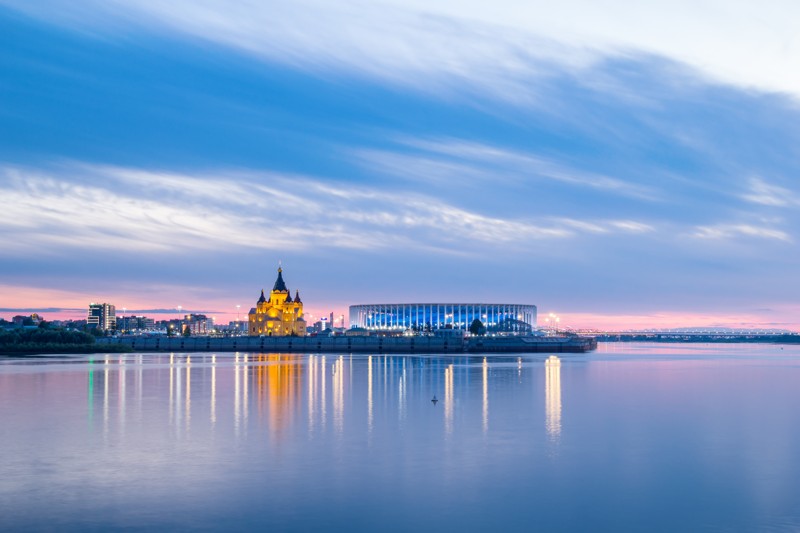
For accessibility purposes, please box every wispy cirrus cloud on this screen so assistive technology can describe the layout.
[1,0,592,107]
[5,0,800,102]
[741,177,800,207]
[361,137,658,199]
[692,223,791,242]
[0,163,660,259]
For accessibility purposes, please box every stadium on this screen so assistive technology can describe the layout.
[349,303,537,333]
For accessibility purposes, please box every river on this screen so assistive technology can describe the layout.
[1,343,798,531]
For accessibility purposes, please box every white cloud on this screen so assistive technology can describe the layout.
[741,177,800,207]
[608,220,655,233]
[0,163,661,257]
[5,0,800,101]
[356,137,658,199]
[381,0,800,97]
[692,223,791,242]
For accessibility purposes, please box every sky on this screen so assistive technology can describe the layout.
[1,1,799,330]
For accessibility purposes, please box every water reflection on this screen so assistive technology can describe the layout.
[321,355,327,431]
[545,355,562,438]
[444,364,454,435]
[234,353,241,435]
[333,356,344,433]
[367,356,373,434]
[252,354,303,439]
[87,358,94,427]
[119,356,126,437]
[482,357,489,434]
[7,346,800,531]
[398,359,406,423]
[307,355,316,434]
[104,356,109,438]
[186,356,191,430]
[211,355,216,425]
[79,353,571,443]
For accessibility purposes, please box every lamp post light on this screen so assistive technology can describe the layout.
[545,313,560,335]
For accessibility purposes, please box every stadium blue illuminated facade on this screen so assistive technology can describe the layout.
[349,303,537,333]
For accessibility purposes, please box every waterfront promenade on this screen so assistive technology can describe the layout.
[97,334,597,354]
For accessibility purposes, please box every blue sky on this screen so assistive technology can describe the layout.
[1,1,799,328]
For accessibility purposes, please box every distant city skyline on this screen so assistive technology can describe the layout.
[2,2,800,330]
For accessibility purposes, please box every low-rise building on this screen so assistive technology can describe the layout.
[183,314,209,335]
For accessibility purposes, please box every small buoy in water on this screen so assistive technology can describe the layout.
[431,395,438,405]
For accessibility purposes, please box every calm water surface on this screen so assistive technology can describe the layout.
[1,343,799,531]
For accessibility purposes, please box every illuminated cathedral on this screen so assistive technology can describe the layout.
[248,267,306,336]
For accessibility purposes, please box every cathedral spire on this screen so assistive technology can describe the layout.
[272,266,288,292]
[294,290,302,304]
[258,289,266,303]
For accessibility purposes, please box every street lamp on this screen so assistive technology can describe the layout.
[545,313,560,335]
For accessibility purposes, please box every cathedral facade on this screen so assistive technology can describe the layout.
[248,267,306,336]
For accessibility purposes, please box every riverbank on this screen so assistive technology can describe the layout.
[96,334,598,354]
[0,329,132,356]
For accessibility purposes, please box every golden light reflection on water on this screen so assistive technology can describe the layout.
[252,354,303,440]
[545,355,562,438]
[83,352,572,444]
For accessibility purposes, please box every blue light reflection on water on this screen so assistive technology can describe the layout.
[1,344,799,531]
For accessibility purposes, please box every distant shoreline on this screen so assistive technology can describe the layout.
[595,334,800,343]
